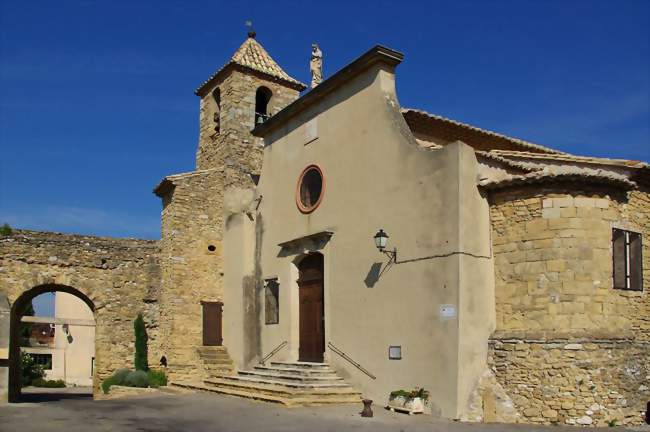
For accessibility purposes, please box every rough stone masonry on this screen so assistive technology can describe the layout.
[0,230,160,401]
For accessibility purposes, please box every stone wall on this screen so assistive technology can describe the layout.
[155,167,254,382]
[486,185,650,425]
[490,187,648,337]
[196,69,300,172]
[0,230,161,400]
[488,338,648,426]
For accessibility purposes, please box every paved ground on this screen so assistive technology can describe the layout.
[1,388,648,432]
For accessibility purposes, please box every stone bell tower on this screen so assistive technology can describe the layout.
[194,31,306,173]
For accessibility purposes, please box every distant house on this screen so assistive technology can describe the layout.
[21,292,95,386]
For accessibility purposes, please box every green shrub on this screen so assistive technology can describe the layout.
[389,387,430,401]
[124,370,149,388]
[20,352,44,387]
[101,368,131,394]
[147,369,167,388]
[0,223,12,236]
[32,378,66,388]
[113,368,131,382]
[134,314,148,371]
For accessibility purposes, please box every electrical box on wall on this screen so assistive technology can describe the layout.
[388,345,402,360]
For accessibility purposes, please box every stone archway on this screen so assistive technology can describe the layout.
[8,284,95,402]
[0,230,161,403]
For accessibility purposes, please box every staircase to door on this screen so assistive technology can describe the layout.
[173,361,361,406]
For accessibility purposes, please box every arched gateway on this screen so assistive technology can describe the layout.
[0,230,160,402]
[8,284,95,401]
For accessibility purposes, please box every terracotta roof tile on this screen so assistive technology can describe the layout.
[479,166,636,191]
[489,150,649,169]
[195,36,306,95]
[402,108,565,155]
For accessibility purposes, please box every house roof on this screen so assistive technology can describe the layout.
[488,150,649,169]
[195,35,306,96]
[402,108,565,155]
[153,168,220,197]
[478,166,637,191]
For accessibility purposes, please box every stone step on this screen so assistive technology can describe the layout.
[214,374,351,389]
[197,346,230,354]
[239,369,342,383]
[254,365,337,376]
[202,380,360,404]
[269,361,331,370]
[202,358,233,365]
[171,381,360,406]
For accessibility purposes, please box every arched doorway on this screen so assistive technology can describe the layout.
[8,284,95,402]
[297,253,324,363]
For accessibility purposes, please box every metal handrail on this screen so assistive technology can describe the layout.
[259,340,288,365]
[327,342,376,380]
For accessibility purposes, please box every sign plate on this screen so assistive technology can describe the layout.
[440,304,457,319]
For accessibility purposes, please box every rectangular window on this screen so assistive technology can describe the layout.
[29,353,52,370]
[264,278,279,325]
[613,228,643,291]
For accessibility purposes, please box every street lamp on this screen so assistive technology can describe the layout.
[374,229,397,263]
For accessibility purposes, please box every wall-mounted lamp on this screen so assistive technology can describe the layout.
[374,229,397,264]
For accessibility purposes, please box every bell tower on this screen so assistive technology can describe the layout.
[194,32,306,173]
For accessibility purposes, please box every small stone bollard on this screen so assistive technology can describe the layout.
[361,399,373,417]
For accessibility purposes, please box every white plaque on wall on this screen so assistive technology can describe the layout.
[440,304,457,319]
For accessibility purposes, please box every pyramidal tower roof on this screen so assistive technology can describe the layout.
[195,34,307,95]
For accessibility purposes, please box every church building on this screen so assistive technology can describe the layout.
[151,32,649,426]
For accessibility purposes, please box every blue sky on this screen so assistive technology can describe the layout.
[1,0,649,246]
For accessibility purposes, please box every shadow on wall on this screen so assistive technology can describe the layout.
[364,263,383,288]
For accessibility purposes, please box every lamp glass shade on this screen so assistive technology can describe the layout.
[374,229,388,250]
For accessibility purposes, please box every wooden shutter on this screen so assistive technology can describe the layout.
[612,228,626,289]
[629,232,643,291]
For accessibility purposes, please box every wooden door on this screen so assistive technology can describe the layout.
[298,254,324,362]
[202,301,223,346]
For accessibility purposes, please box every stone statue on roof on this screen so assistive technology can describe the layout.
[310,43,323,89]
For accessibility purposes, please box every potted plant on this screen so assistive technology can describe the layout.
[388,387,430,414]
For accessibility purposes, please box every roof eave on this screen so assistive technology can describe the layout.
[195,63,307,97]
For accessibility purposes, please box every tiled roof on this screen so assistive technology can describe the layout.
[489,150,649,169]
[195,36,306,95]
[479,166,636,191]
[402,108,565,155]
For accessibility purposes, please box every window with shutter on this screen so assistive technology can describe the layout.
[613,229,626,289]
[265,278,279,324]
[612,228,643,291]
[629,232,643,291]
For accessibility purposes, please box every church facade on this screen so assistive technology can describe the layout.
[0,32,647,426]
[152,34,649,425]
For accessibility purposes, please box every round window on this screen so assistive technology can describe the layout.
[296,165,324,213]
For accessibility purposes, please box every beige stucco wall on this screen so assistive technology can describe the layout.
[49,292,95,386]
[223,61,495,419]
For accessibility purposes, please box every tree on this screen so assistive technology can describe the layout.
[134,313,148,371]
[0,223,12,236]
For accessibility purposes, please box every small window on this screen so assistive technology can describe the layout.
[28,353,52,370]
[255,87,272,125]
[613,228,643,291]
[296,165,324,213]
[264,278,279,324]
[212,88,221,133]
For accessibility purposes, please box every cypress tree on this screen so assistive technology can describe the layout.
[134,313,148,371]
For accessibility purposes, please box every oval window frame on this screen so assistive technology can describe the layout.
[296,164,325,214]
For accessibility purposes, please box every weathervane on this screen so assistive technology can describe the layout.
[245,20,256,38]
